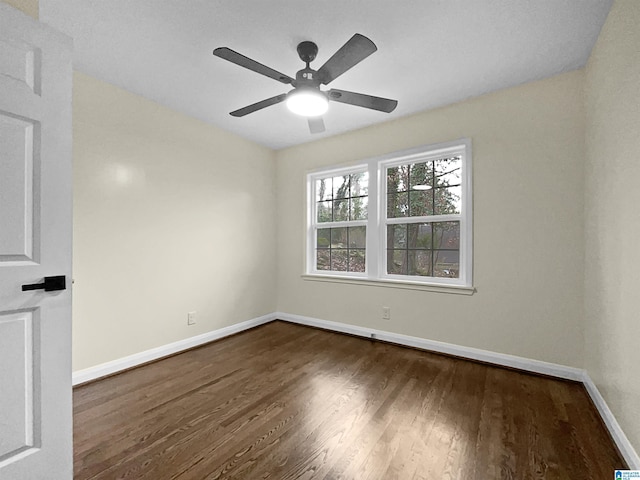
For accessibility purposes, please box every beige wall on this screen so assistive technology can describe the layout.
[584,0,640,454]
[276,71,586,368]
[72,72,277,370]
[1,0,37,19]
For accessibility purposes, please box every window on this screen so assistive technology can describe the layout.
[311,167,369,275]
[307,140,472,289]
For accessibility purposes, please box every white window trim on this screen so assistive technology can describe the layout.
[305,138,473,291]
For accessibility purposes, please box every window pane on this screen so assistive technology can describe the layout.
[408,250,432,276]
[331,249,348,271]
[387,250,407,275]
[433,250,459,278]
[387,192,408,218]
[315,172,369,224]
[331,227,348,247]
[317,200,332,222]
[407,223,432,249]
[315,227,368,274]
[348,226,366,248]
[408,190,434,217]
[333,199,349,221]
[316,178,332,202]
[409,161,433,190]
[434,186,461,215]
[332,175,350,199]
[387,165,409,193]
[317,228,331,248]
[349,249,366,272]
[350,196,368,220]
[434,157,461,188]
[433,222,460,250]
[350,172,368,197]
[387,224,407,248]
[316,249,330,270]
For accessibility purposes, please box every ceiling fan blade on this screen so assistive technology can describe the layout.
[230,93,288,117]
[328,89,398,113]
[213,47,293,85]
[317,34,377,85]
[308,117,325,134]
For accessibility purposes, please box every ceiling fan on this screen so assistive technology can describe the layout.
[213,34,398,134]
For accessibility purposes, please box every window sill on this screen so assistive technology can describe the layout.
[301,274,476,295]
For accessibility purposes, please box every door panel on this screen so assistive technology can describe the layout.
[0,113,37,263]
[0,310,39,462]
[0,36,39,92]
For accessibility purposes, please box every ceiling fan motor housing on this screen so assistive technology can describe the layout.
[294,41,322,89]
[293,67,321,89]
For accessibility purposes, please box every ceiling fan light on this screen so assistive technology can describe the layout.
[286,90,329,117]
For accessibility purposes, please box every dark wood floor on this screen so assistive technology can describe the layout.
[73,321,625,479]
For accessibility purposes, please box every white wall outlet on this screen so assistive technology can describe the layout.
[187,311,196,325]
[382,307,391,320]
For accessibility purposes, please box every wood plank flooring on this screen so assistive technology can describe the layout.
[73,321,626,479]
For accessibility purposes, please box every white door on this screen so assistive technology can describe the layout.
[0,4,73,479]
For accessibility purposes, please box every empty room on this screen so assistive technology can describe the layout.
[0,0,639,478]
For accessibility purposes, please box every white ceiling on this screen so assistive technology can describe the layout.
[39,0,612,150]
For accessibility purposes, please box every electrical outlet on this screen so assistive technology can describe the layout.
[382,307,391,320]
[187,311,196,325]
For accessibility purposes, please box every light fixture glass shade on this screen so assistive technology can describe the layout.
[412,184,432,190]
[286,89,329,117]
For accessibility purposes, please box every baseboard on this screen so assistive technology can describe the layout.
[581,373,640,469]
[72,312,276,385]
[275,312,585,381]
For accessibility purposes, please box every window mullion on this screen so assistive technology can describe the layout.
[367,159,379,278]
[377,158,387,278]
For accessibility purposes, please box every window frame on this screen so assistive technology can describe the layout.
[305,139,473,289]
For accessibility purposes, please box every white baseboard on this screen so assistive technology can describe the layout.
[274,312,585,381]
[581,373,640,469]
[72,313,276,385]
